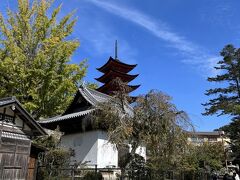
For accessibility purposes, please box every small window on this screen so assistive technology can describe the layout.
[0,113,14,124]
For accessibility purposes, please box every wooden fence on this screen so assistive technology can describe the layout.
[36,166,212,180]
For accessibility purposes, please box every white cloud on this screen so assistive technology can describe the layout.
[75,18,138,64]
[88,24,138,64]
[88,0,220,76]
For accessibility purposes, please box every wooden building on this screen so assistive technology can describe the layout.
[0,97,46,180]
[187,131,229,145]
[40,84,121,168]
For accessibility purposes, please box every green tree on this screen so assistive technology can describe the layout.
[0,0,87,119]
[219,121,240,164]
[203,44,240,164]
[203,44,240,117]
[138,91,192,172]
[35,130,74,179]
[93,79,193,178]
[182,142,224,172]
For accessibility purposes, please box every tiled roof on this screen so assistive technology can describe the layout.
[40,83,133,124]
[188,131,224,136]
[80,84,133,113]
[39,84,110,124]
[0,96,47,136]
[2,131,29,141]
[0,97,16,107]
[79,83,111,106]
[39,109,95,124]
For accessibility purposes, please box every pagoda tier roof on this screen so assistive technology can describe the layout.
[97,56,137,74]
[95,70,139,83]
[97,82,140,94]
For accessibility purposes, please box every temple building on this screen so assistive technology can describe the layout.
[40,84,119,168]
[96,41,140,100]
[40,47,145,168]
[40,84,146,168]
[96,56,140,95]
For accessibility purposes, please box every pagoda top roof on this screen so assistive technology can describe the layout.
[97,56,137,73]
[95,70,139,83]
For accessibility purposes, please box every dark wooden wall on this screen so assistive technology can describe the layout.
[27,156,37,180]
[0,131,31,179]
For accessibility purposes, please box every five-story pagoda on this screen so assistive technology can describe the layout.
[96,41,140,98]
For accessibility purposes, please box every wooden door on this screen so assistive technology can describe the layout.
[0,134,31,180]
[27,156,37,180]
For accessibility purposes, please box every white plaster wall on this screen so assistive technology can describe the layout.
[15,116,30,130]
[15,117,23,127]
[4,106,14,116]
[135,146,146,160]
[60,130,146,168]
[97,131,118,168]
[129,144,147,160]
[60,131,98,166]
[60,130,119,168]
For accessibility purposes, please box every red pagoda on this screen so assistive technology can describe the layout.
[96,41,140,96]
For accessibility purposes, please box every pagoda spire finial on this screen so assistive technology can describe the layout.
[115,40,118,60]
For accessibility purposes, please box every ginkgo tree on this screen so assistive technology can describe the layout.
[0,0,87,119]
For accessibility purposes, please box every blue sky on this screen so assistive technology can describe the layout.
[2,0,240,131]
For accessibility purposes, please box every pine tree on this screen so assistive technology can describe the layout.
[203,44,240,164]
[0,0,87,119]
[203,44,240,118]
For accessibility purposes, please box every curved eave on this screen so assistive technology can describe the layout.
[95,70,139,83]
[97,56,137,73]
[129,84,141,90]
[97,83,140,94]
[78,84,110,106]
[63,84,111,115]
[39,109,95,124]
